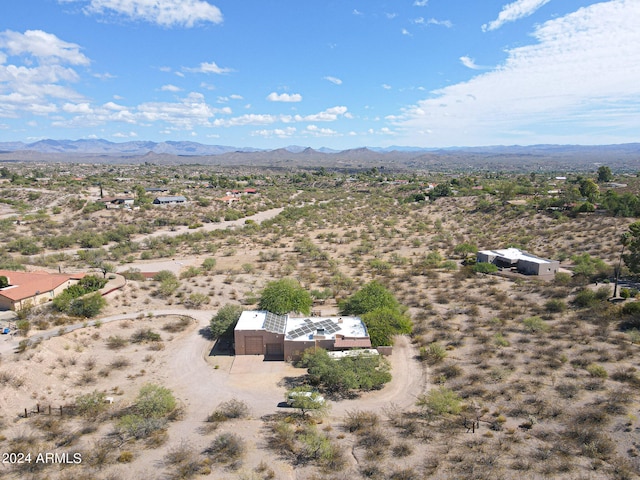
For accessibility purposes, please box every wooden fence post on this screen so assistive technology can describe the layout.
[24,408,28,418]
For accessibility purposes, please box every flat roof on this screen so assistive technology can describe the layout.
[235,310,368,341]
[478,248,554,265]
[285,316,367,342]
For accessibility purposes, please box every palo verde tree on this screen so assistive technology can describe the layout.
[339,281,411,346]
[258,278,312,315]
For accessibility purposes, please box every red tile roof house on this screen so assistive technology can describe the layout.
[0,270,85,311]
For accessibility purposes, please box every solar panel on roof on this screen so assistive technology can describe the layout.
[263,312,287,334]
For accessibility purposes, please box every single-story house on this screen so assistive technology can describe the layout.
[477,248,559,276]
[234,310,371,361]
[216,195,240,204]
[0,270,85,311]
[99,196,135,208]
[153,196,187,205]
[145,187,170,193]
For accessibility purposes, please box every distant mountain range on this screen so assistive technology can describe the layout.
[0,139,638,172]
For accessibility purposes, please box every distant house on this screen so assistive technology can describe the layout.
[216,195,240,205]
[153,196,187,205]
[145,187,170,193]
[234,310,372,361]
[244,188,257,194]
[0,270,85,311]
[99,196,135,209]
[477,248,559,276]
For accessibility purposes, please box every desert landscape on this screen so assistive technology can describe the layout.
[0,160,639,480]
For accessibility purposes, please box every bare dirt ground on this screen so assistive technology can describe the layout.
[0,304,424,480]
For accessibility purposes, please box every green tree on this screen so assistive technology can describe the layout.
[623,221,640,275]
[361,307,412,347]
[579,178,600,203]
[299,348,391,394]
[571,253,609,278]
[597,166,613,183]
[209,304,243,339]
[69,292,107,318]
[258,278,312,315]
[0,275,8,288]
[339,281,401,316]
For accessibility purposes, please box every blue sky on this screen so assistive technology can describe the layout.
[0,0,639,149]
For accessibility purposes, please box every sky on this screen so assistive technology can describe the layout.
[0,0,639,149]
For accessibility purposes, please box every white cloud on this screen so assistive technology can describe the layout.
[483,0,551,32]
[185,61,232,74]
[252,127,296,138]
[112,131,138,138]
[324,76,342,85]
[0,30,89,65]
[0,30,90,119]
[215,106,349,127]
[382,84,392,90]
[394,0,640,146]
[267,92,302,102]
[353,9,363,16]
[427,18,453,28]
[413,0,428,6]
[294,106,349,122]
[306,125,338,136]
[459,56,484,70]
[402,29,412,36]
[65,0,223,27]
[161,84,181,92]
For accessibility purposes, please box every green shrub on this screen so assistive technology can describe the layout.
[420,342,447,364]
[473,262,498,274]
[135,384,176,418]
[417,387,462,415]
[586,364,608,378]
[522,316,550,333]
[209,304,243,339]
[76,390,107,418]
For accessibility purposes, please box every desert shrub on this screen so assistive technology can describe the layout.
[201,257,217,271]
[106,335,128,350]
[417,387,462,415]
[75,390,107,419]
[545,299,567,313]
[586,363,608,378]
[162,316,191,333]
[392,442,414,458]
[474,262,498,274]
[205,433,245,465]
[343,410,380,433]
[420,341,447,364]
[180,266,202,279]
[573,288,599,308]
[110,356,131,369]
[207,398,250,422]
[131,328,161,343]
[116,414,167,440]
[136,384,176,418]
[183,292,209,309]
[522,316,550,333]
